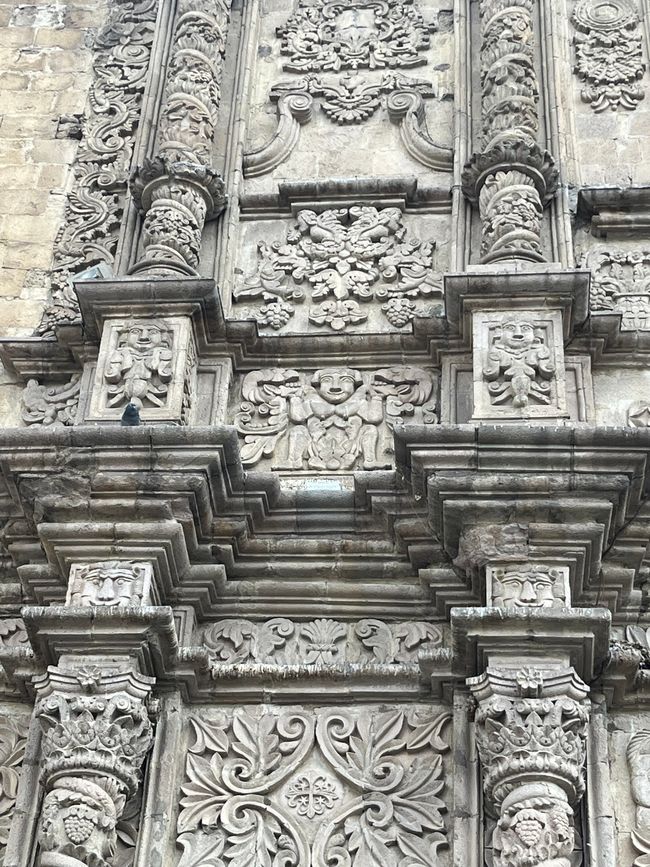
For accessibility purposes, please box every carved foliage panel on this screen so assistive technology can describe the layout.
[0,710,30,861]
[580,248,650,330]
[200,619,443,665]
[232,365,437,470]
[233,206,443,332]
[176,704,452,867]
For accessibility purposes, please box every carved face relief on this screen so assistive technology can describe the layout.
[124,322,165,352]
[497,320,537,353]
[312,368,361,404]
[488,564,569,609]
[67,561,152,608]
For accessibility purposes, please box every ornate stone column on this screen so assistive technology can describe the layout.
[468,665,589,867]
[461,0,557,264]
[35,668,154,867]
[130,0,229,276]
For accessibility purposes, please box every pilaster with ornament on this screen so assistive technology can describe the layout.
[130,0,229,275]
[461,0,558,263]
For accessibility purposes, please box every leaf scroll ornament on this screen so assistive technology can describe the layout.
[0,714,30,856]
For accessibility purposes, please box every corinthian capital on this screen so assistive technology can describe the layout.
[34,667,154,867]
[469,665,589,867]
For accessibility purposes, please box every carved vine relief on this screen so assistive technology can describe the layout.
[201,619,442,666]
[234,365,437,470]
[572,0,645,113]
[38,0,158,335]
[0,714,30,860]
[21,374,81,428]
[234,206,442,331]
[176,705,451,867]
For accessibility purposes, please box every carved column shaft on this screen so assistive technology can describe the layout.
[469,666,589,867]
[462,0,557,264]
[131,0,229,275]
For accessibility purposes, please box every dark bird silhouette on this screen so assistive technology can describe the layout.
[120,403,141,426]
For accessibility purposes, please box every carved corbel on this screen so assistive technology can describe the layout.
[386,90,453,172]
[469,665,590,867]
[34,667,154,867]
[243,92,313,178]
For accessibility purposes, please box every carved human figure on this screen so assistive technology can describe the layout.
[276,367,387,470]
[66,562,150,607]
[490,564,567,609]
[483,319,555,408]
[104,321,173,410]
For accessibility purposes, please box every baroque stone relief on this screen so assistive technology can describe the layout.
[234,365,437,470]
[21,374,81,428]
[628,730,650,865]
[486,564,570,609]
[201,619,443,665]
[234,206,442,331]
[176,705,451,867]
[38,0,158,335]
[66,561,153,607]
[276,0,434,73]
[86,317,196,424]
[0,713,30,860]
[572,0,645,113]
[473,312,567,420]
[580,249,650,329]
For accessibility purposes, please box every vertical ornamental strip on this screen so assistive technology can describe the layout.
[131,0,230,276]
[461,0,558,263]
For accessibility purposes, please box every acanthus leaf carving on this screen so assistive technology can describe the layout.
[177,706,450,867]
[21,373,81,428]
[572,0,645,113]
[234,206,441,332]
[0,714,30,860]
[37,0,158,335]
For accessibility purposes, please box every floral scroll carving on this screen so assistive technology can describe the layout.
[21,374,81,428]
[176,705,451,867]
[234,206,442,331]
[38,0,158,335]
[276,0,434,73]
[581,249,650,330]
[234,365,437,470]
[572,0,645,113]
[0,714,30,860]
[201,619,443,666]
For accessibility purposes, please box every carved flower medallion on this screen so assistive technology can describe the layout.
[286,772,339,818]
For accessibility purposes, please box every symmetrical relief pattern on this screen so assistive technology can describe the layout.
[461,0,557,263]
[35,669,154,866]
[277,0,434,72]
[38,0,158,335]
[473,311,568,420]
[580,249,650,330]
[201,619,443,665]
[176,705,451,867]
[130,0,229,275]
[469,667,589,867]
[21,374,81,428]
[66,561,153,607]
[628,730,650,865]
[234,365,437,469]
[572,0,645,112]
[86,317,196,424]
[0,714,30,860]
[234,207,441,331]
[486,564,570,608]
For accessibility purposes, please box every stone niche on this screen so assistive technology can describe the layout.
[231,364,438,471]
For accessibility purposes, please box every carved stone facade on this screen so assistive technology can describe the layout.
[1,0,650,863]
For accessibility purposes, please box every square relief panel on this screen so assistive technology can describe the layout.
[472,310,568,421]
[176,703,452,867]
[232,364,437,471]
[486,563,571,609]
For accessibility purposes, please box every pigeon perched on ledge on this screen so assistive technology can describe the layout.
[120,403,141,426]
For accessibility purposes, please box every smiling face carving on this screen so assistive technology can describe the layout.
[490,564,567,609]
